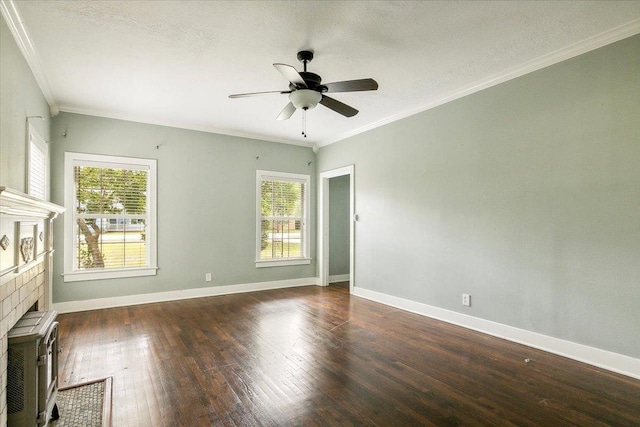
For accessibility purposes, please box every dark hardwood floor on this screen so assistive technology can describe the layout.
[57,282,640,426]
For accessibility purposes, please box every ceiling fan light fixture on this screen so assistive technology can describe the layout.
[289,89,321,110]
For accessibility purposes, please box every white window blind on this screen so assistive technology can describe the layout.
[64,153,157,281]
[256,170,310,267]
[26,125,48,200]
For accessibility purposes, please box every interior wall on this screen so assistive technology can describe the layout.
[329,175,350,277]
[50,112,316,303]
[317,34,640,359]
[0,17,51,192]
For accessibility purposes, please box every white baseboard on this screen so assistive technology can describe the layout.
[53,277,319,313]
[329,274,350,283]
[353,287,640,380]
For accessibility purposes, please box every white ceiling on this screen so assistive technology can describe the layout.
[6,1,640,147]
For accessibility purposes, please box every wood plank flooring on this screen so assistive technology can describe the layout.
[56,283,640,426]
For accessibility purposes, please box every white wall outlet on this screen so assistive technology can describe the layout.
[462,293,471,307]
[205,273,212,282]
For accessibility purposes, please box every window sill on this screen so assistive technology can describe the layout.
[62,267,158,282]
[255,258,311,268]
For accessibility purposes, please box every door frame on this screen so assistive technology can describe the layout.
[318,165,355,292]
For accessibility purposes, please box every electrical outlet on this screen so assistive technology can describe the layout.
[205,273,212,282]
[462,293,471,307]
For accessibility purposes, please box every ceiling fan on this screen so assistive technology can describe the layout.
[229,50,378,137]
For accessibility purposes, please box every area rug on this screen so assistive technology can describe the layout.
[51,377,112,427]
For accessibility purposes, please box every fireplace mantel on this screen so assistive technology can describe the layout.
[0,186,64,426]
[0,186,65,219]
[0,187,65,292]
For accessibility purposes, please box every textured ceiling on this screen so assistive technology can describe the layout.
[8,1,640,147]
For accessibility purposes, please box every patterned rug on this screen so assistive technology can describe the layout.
[51,377,112,427]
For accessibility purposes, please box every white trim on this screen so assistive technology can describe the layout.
[318,165,355,293]
[256,258,311,268]
[62,267,158,282]
[353,287,640,380]
[53,277,319,313]
[63,152,157,281]
[329,274,349,283]
[0,0,58,114]
[317,19,640,147]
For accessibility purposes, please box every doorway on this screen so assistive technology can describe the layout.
[318,165,354,292]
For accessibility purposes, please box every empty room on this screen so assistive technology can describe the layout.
[1,1,640,426]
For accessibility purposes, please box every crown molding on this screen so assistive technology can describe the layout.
[1,0,58,115]
[318,18,640,148]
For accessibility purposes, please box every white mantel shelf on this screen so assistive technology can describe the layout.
[0,186,64,296]
[0,186,65,218]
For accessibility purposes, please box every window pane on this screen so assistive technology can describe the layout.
[260,219,303,260]
[75,166,147,215]
[73,164,149,271]
[74,217,147,270]
[261,180,304,218]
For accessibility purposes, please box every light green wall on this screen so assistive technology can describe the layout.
[50,113,316,303]
[0,17,51,192]
[329,175,349,276]
[318,34,640,358]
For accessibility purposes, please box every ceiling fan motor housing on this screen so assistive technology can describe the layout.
[289,72,324,91]
[289,89,322,110]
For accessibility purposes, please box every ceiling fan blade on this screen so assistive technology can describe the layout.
[276,102,296,120]
[229,90,290,98]
[323,78,378,93]
[320,96,359,117]
[273,63,307,88]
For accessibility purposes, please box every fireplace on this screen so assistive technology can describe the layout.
[1,187,64,426]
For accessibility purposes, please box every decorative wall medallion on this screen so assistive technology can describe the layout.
[39,231,44,242]
[0,235,9,250]
[20,237,34,263]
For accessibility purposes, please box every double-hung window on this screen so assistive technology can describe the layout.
[64,152,157,281]
[256,170,310,267]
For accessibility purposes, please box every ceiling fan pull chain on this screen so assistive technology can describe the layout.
[302,108,307,138]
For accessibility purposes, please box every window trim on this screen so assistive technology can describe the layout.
[256,170,310,268]
[63,152,158,282]
[25,123,49,200]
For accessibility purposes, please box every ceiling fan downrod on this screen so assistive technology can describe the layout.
[297,50,314,73]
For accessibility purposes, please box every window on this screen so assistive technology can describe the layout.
[256,170,310,267]
[64,152,157,281]
[26,124,48,200]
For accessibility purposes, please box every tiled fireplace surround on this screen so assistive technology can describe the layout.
[0,187,64,426]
